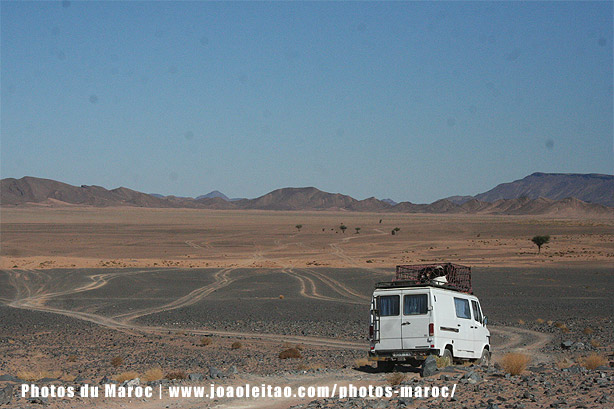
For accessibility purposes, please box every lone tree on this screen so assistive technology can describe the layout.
[391,227,401,235]
[531,235,550,254]
[355,227,361,234]
[340,224,347,234]
[295,224,303,232]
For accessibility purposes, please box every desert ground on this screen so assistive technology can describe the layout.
[0,207,613,408]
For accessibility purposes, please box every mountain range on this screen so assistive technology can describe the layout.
[1,173,613,216]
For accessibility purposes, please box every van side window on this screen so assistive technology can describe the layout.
[404,294,428,315]
[378,295,400,316]
[471,300,482,323]
[454,297,471,319]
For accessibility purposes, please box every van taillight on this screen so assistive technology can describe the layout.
[369,325,374,339]
[429,323,434,336]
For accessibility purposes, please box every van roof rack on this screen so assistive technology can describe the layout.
[378,263,473,294]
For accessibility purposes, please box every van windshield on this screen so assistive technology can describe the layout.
[404,294,428,315]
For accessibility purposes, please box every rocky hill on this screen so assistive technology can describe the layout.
[2,175,613,217]
[473,173,614,206]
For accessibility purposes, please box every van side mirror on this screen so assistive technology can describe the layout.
[428,306,433,311]
[483,316,488,326]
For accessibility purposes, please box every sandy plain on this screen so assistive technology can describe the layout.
[0,206,613,409]
[1,207,613,270]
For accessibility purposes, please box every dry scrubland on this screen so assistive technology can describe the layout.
[1,207,613,408]
[1,207,613,270]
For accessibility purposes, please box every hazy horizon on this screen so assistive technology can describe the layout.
[2,1,612,203]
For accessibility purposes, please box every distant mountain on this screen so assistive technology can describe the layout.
[445,195,474,205]
[234,187,357,211]
[2,175,612,217]
[381,198,398,206]
[196,190,230,201]
[474,173,614,207]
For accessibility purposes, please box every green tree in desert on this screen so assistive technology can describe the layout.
[295,224,303,232]
[355,227,361,234]
[391,227,401,235]
[531,235,550,254]
[340,224,347,234]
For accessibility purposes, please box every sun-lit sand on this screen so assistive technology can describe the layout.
[1,206,612,270]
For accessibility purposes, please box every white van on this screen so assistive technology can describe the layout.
[368,264,490,370]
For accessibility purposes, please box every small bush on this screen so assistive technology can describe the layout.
[67,355,78,362]
[555,358,574,370]
[231,341,243,349]
[387,372,406,386]
[501,353,530,375]
[200,337,212,346]
[353,358,369,368]
[279,295,284,299]
[297,362,324,371]
[535,318,545,324]
[517,319,525,325]
[583,354,607,370]
[142,368,164,382]
[547,320,554,326]
[590,339,601,348]
[165,371,187,380]
[279,348,302,359]
[582,327,594,335]
[114,371,139,383]
[111,356,123,368]
[17,370,62,382]
[435,355,452,368]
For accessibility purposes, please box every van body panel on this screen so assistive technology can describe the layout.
[370,285,490,361]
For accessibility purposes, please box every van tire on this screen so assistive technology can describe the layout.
[376,361,395,372]
[442,348,453,367]
[478,348,491,367]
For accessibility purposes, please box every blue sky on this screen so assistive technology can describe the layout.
[1,1,612,203]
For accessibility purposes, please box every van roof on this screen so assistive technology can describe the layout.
[374,280,473,295]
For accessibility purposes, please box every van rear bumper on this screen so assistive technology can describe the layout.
[368,349,440,361]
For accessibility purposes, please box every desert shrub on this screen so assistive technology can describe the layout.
[279,348,302,359]
[67,355,78,362]
[165,371,187,380]
[517,319,525,325]
[114,371,139,382]
[535,318,545,324]
[143,368,164,382]
[387,373,406,386]
[501,353,530,375]
[297,362,324,371]
[547,320,554,326]
[231,341,243,349]
[590,339,601,348]
[353,358,369,368]
[279,295,284,299]
[583,354,607,370]
[111,356,123,368]
[435,355,452,368]
[200,337,212,346]
[555,358,574,370]
[582,327,594,335]
[17,370,62,382]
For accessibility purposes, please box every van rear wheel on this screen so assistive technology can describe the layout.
[478,348,491,367]
[376,361,395,372]
[442,348,453,367]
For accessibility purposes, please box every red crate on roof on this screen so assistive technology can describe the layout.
[394,263,472,294]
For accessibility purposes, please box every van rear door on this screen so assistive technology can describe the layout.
[400,291,431,350]
[375,293,402,350]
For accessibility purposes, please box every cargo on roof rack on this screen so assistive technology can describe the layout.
[392,263,472,294]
